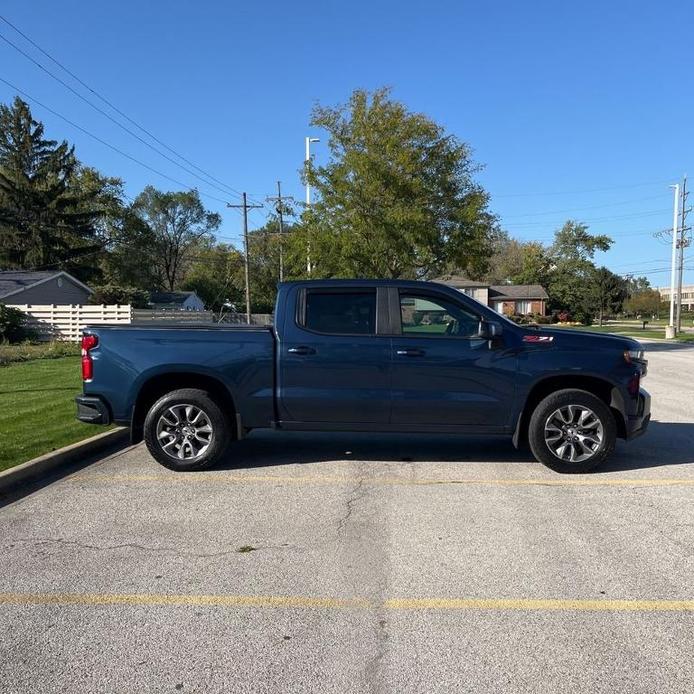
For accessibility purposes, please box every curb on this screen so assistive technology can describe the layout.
[0,428,129,494]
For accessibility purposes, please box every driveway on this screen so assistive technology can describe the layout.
[1,341,693,693]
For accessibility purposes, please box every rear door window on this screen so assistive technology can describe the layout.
[304,290,376,335]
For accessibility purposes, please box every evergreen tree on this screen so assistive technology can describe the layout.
[0,97,106,279]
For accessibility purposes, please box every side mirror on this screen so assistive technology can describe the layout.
[478,320,503,339]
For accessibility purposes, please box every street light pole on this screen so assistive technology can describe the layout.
[305,136,320,274]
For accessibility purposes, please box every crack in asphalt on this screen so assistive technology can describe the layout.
[9,537,291,559]
[335,468,368,536]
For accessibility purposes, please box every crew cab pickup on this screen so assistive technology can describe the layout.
[76,279,650,473]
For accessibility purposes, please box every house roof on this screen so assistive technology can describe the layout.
[433,275,488,288]
[0,270,92,299]
[149,291,199,306]
[489,284,548,300]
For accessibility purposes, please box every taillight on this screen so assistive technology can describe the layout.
[81,334,98,381]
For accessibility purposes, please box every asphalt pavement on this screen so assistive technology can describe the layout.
[1,340,693,693]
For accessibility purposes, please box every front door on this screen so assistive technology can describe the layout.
[390,290,516,429]
[278,286,392,424]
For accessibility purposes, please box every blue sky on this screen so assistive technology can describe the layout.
[1,0,692,285]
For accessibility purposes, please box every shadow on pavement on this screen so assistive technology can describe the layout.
[213,420,694,474]
[642,341,694,353]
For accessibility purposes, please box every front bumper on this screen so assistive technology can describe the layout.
[625,388,651,440]
[76,395,111,425]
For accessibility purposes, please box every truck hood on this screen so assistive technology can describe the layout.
[519,326,644,352]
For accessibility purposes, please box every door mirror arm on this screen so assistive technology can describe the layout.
[478,320,503,340]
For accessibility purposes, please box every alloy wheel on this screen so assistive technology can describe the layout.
[544,404,604,463]
[156,404,214,460]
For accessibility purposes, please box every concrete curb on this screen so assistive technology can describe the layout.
[0,428,129,493]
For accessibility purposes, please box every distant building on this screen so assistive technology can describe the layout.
[148,290,205,311]
[434,275,548,315]
[0,270,93,305]
[658,285,694,311]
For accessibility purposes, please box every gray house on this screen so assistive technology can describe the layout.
[148,291,205,311]
[0,270,93,305]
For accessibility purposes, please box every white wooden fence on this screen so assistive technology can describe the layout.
[7,304,132,342]
[8,304,273,341]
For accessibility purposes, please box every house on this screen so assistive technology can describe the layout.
[0,270,93,305]
[434,275,548,315]
[148,290,205,311]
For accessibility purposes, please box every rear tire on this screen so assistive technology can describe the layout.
[143,388,231,471]
[528,389,616,473]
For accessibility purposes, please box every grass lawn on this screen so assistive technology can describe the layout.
[553,324,694,342]
[0,356,111,472]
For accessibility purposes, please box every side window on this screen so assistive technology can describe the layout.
[399,293,480,338]
[304,291,376,335]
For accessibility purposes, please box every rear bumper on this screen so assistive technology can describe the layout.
[75,395,112,425]
[625,388,651,440]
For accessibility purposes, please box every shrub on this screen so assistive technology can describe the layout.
[0,305,34,343]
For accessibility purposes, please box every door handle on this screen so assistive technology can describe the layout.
[288,346,316,355]
[396,348,425,357]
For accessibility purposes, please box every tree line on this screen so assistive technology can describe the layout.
[0,89,657,322]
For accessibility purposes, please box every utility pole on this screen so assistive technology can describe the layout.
[266,181,295,283]
[227,193,263,324]
[676,175,690,332]
[667,183,680,338]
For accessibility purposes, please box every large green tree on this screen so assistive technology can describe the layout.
[546,220,613,322]
[0,97,111,280]
[181,243,244,313]
[129,186,221,291]
[290,88,497,279]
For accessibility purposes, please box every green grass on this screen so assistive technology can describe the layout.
[0,356,111,472]
[0,341,80,366]
[553,324,694,342]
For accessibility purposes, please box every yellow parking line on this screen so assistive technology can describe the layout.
[70,473,694,488]
[0,592,693,611]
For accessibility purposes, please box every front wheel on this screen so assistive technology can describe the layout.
[528,389,616,473]
[143,388,231,471]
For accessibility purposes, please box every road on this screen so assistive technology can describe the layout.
[1,341,693,693]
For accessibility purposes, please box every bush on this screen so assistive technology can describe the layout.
[0,305,34,343]
[0,341,80,366]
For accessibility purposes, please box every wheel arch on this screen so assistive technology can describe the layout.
[130,371,237,444]
[513,374,626,448]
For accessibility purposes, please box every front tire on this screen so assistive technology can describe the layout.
[528,389,616,473]
[143,388,231,471]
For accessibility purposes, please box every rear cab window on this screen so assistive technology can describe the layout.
[302,290,376,335]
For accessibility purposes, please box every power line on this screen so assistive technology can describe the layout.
[0,75,232,205]
[0,30,243,201]
[0,13,244,200]
[500,194,667,219]
[493,180,672,198]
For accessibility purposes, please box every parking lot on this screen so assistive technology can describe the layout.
[1,340,693,694]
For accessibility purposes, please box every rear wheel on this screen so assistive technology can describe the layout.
[143,388,231,471]
[528,389,616,473]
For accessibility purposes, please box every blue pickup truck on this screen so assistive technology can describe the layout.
[76,279,650,473]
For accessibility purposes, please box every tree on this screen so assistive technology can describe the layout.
[546,220,613,323]
[181,243,244,313]
[586,266,627,325]
[625,288,661,317]
[0,97,110,280]
[290,88,497,279]
[485,231,551,286]
[130,186,221,291]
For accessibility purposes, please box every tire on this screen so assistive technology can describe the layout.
[527,389,616,473]
[143,388,232,471]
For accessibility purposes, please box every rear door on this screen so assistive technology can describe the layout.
[389,288,516,429]
[278,286,392,424]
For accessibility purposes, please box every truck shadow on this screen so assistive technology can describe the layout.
[214,420,693,473]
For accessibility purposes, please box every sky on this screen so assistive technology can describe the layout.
[1,0,692,286]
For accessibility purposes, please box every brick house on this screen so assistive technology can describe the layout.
[434,275,548,316]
